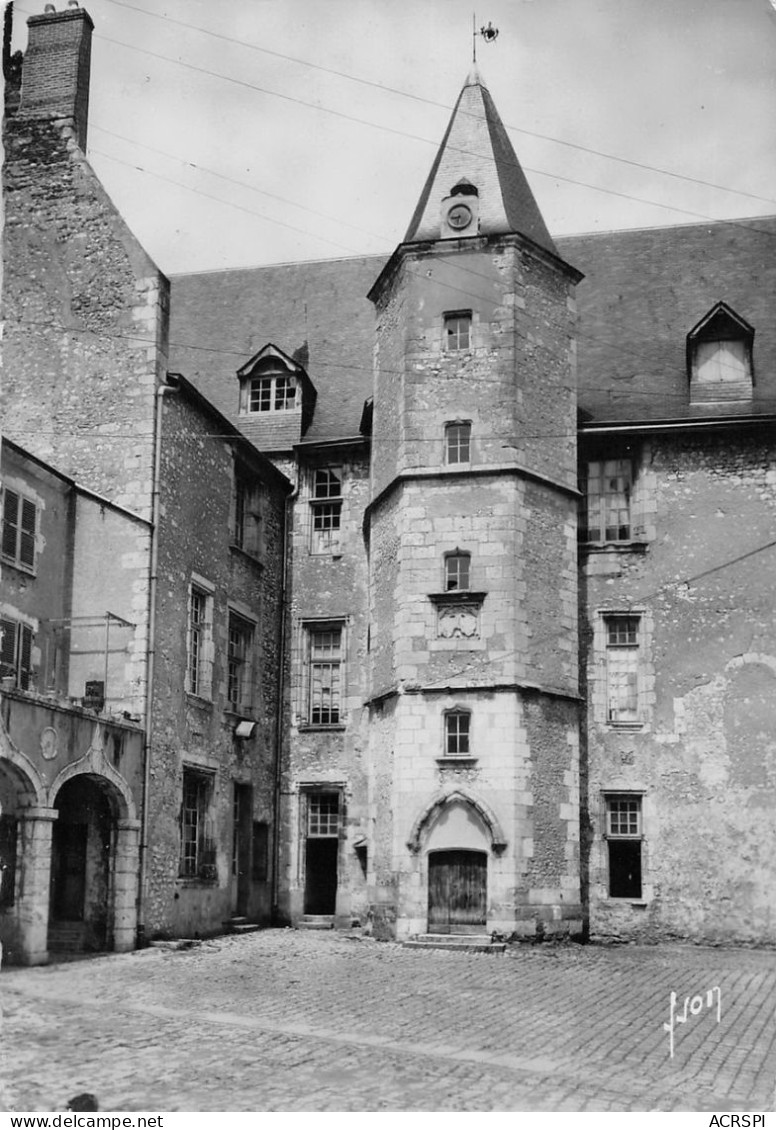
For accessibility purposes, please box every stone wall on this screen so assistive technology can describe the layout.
[582,428,776,944]
[144,390,288,938]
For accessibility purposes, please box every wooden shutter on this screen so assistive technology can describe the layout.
[19,625,33,689]
[2,490,19,560]
[0,619,16,679]
[19,498,36,568]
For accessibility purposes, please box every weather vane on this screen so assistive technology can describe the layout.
[472,15,499,63]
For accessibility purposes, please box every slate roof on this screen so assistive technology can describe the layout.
[404,68,558,257]
[169,215,776,445]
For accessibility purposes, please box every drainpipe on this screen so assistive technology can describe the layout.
[271,473,298,923]
[137,379,178,947]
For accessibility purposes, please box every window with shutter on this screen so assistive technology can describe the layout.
[1,489,37,572]
[0,619,34,690]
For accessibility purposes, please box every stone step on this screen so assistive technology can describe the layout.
[223,917,261,935]
[298,915,334,930]
[404,934,506,954]
[48,922,87,953]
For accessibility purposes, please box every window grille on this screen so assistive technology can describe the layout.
[583,460,632,543]
[228,614,254,710]
[605,616,641,723]
[248,374,296,412]
[307,793,340,837]
[2,490,36,571]
[445,711,471,756]
[445,422,471,465]
[444,312,472,351]
[310,469,343,554]
[187,586,211,698]
[445,553,471,592]
[605,795,643,899]
[180,768,217,879]
[308,627,343,725]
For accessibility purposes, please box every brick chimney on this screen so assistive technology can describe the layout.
[18,3,94,150]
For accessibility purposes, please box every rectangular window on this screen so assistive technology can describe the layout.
[248,375,296,413]
[310,468,342,554]
[307,625,343,726]
[445,711,471,756]
[0,618,34,690]
[232,472,262,556]
[445,422,471,465]
[584,460,632,543]
[606,795,643,899]
[445,553,471,592]
[179,768,217,880]
[0,815,18,908]
[187,585,212,699]
[307,793,340,837]
[444,311,472,351]
[227,613,255,712]
[605,615,641,724]
[2,489,36,572]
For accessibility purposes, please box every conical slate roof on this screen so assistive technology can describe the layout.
[404,67,558,257]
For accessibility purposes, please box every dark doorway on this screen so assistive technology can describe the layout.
[231,783,253,917]
[428,849,487,934]
[50,776,113,952]
[303,792,339,915]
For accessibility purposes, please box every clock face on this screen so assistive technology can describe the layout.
[447,203,473,231]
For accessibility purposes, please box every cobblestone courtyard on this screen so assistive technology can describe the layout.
[2,930,775,1112]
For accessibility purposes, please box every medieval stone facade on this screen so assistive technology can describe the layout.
[3,3,775,961]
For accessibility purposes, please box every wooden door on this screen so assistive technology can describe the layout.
[428,849,487,934]
[232,784,253,917]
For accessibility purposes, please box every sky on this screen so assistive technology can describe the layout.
[10,0,776,276]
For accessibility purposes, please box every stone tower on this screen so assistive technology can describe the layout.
[365,68,584,940]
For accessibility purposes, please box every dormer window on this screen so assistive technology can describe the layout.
[687,302,754,403]
[248,372,296,413]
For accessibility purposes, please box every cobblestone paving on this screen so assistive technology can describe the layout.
[2,931,775,1112]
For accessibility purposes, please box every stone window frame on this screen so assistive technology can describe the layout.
[443,707,472,757]
[186,575,215,702]
[581,458,633,544]
[1,486,38,574]
[579,442,656,551]
[602,791,646,902]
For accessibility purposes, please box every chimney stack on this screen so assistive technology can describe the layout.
[18,3,94,150]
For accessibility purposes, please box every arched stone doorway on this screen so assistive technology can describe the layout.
[425,800,490,934]
[0,733,50,966]
[49,774,120,954]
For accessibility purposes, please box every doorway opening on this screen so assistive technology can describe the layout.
[231,783,253,918]
[50,775,114,953]
[303,791,340,915]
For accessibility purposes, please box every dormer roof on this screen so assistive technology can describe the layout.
[403,69,558,256]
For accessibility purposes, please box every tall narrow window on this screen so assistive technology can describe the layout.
[2,489,36,571]
[605,616,641,723]
[232,472,262,556]
[445,422,471,465]
[0,618,33,690]
[444,710,471,757]
[227,613,255,711]
[605,795,643,898]
[187,585,212,699]
[445,552,471,592]
[308,625,343,725]
[444,311,472,351]
[310,468,342,554]
[584,460,632,543]
[180,768,217,880]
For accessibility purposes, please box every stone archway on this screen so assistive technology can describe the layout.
[48,738,140,956]
[406,788,507,855]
